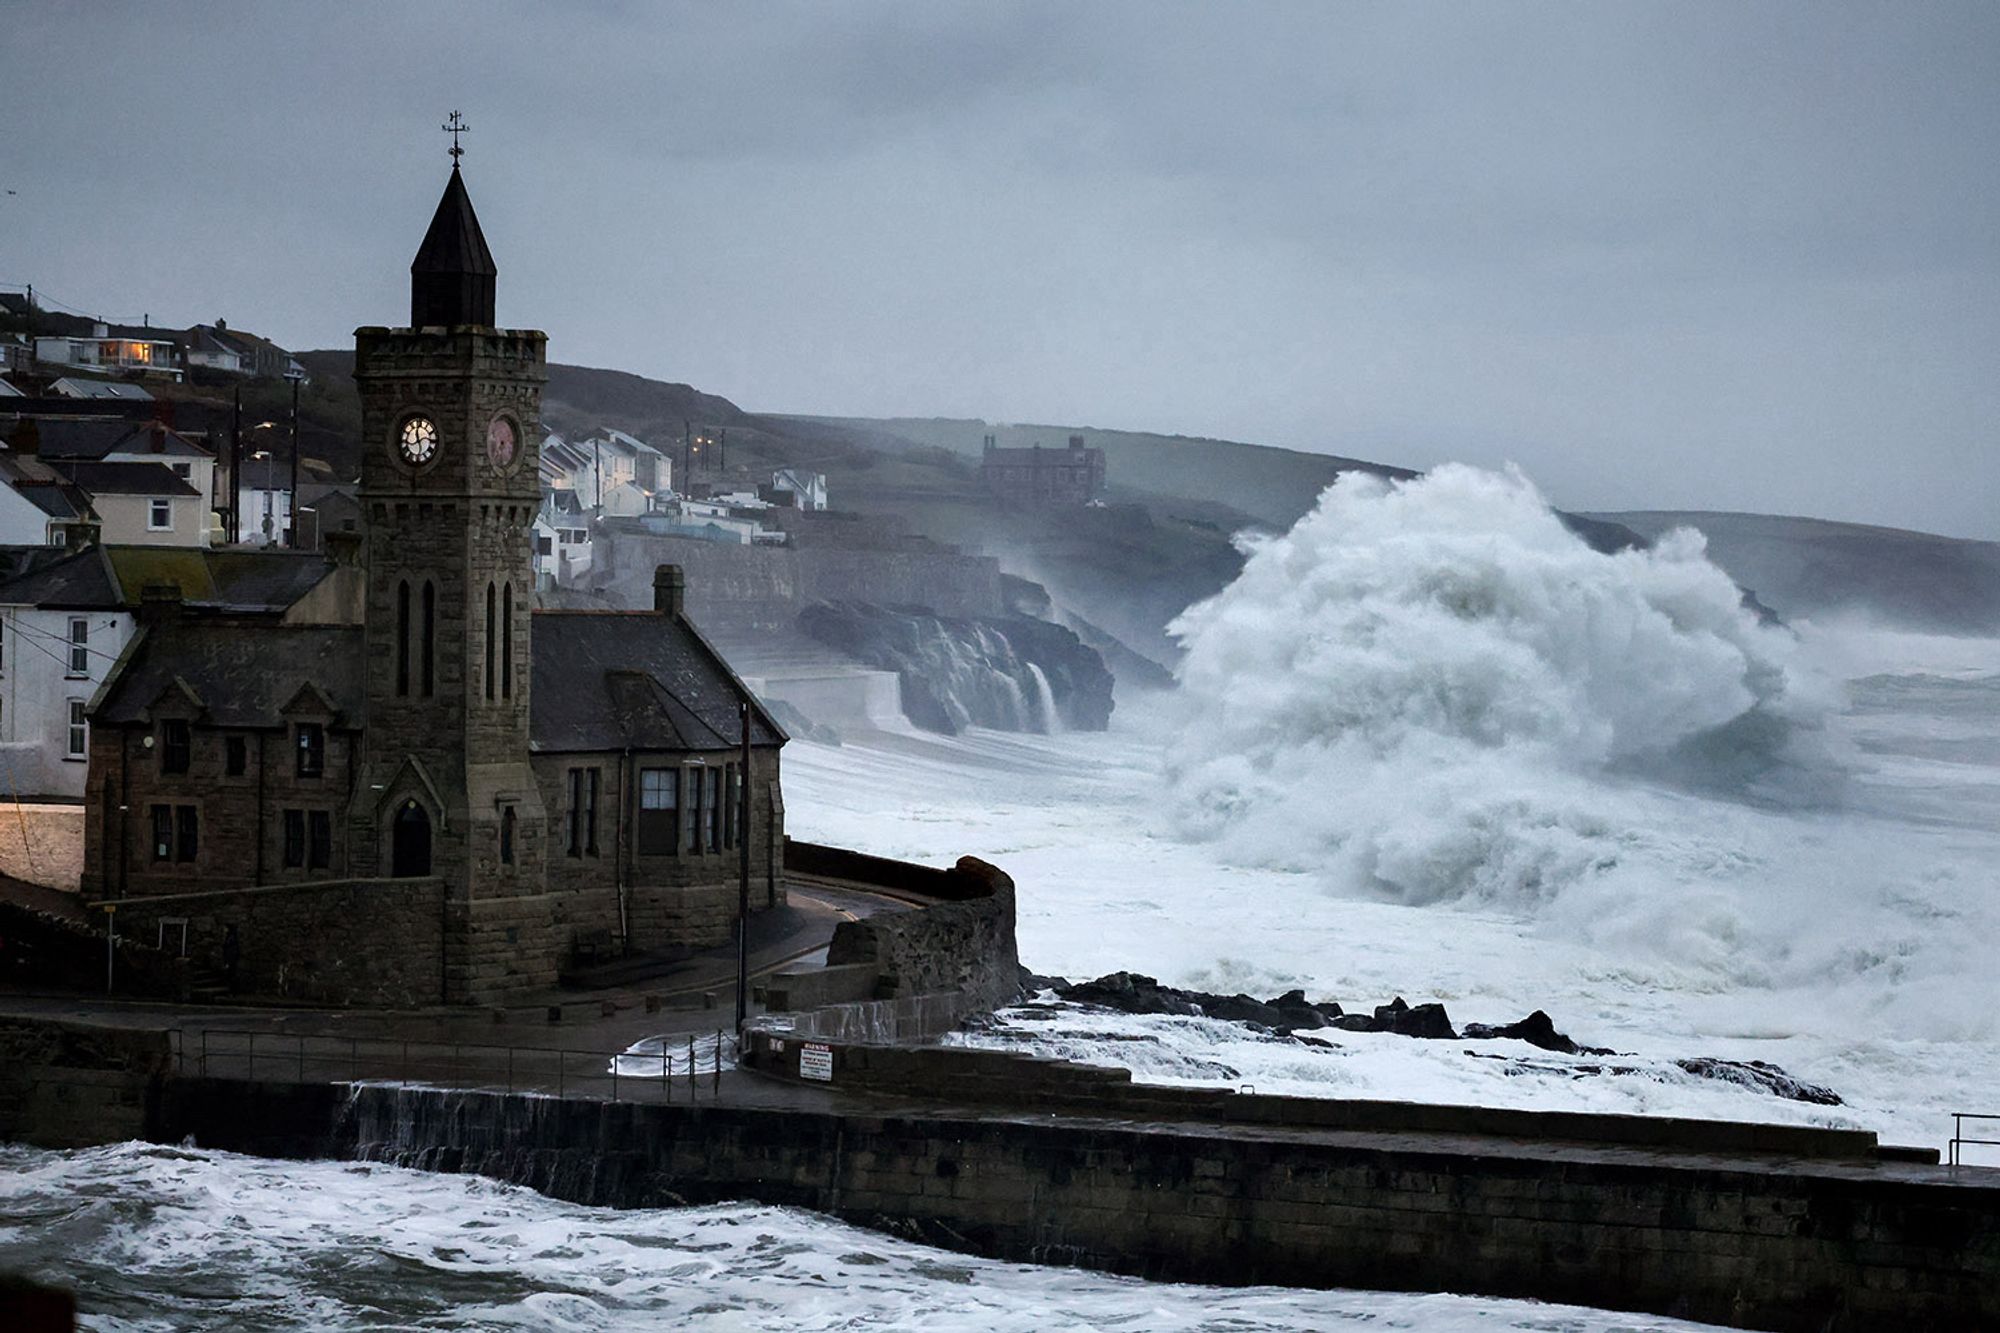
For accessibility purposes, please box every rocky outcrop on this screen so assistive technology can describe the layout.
[798,600,1114,733]
[1042,973,1843,1106]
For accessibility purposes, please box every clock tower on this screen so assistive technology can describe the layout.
[349,154,551,961]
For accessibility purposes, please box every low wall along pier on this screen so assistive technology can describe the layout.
[2,842,1997,1331]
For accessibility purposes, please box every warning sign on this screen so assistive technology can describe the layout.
[800,1043,833,1082]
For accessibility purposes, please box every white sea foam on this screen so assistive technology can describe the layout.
[781,466,2000,1151]
[0,1143,1727,1331]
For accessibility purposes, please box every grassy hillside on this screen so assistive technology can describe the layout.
[1594,511,2000,634]
[773,413,1416,531]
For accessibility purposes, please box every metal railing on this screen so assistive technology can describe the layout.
[170,1027,736,1105]
[1948,1112,2000,1167]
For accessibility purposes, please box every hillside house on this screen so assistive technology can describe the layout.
[979,433,1106,506]
[36,325,183,382]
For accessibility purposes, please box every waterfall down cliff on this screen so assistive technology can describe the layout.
[798,602,1115,734]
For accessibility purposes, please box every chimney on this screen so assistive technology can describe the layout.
[1069,434,1085,450]
[138,582,183,625]
[653,564,686,617]
[325,529,363,567]
[9,418,39,457]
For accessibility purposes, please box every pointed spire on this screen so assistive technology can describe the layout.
[410,167,497,327]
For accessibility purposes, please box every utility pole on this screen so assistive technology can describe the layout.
[735,697,752,1032]
[229,386,243,543]
[719,427,726,474]
[286,371,301,547]
[682,420,691,486]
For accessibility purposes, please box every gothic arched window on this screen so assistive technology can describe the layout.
[484,582,497,700]
[501,581,514,699]
[395,580,411,697]
[421,581,436,698]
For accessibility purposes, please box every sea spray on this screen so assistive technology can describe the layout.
[1164,464,1826,906]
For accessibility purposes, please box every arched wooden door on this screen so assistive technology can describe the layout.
[391,800,432,877]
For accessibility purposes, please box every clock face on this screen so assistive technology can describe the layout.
[398,415,440,466]
[486,416,518,470]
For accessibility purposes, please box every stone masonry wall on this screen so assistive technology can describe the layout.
[592,530,1005,630]
[820,852,1018,1010]
[104,878,448,1007]
[145,1077,2000,1332]
[0,1018,169,1149]
[533,746,785,958]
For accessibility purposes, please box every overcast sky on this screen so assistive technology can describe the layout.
[5,2,1995,537]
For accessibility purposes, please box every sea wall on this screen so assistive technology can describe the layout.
[138,1074,2000,1333]
[0,1017,169,1149]
[592,530,1005,630]
[772,841,1021,1041]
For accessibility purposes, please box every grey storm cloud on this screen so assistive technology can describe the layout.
[4,1,1995,537]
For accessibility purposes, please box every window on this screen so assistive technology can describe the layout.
[170,462,192,480]
[686,765,705,853]
[637,767,678,855]
[499,806,516,866]
[707,766,722,852]
[0,612,6,674]
[535,535,552,557]
[309,810,332,870]
[501,583,514,698]
[395,580,410,696]
[421,581,436,697]
[484,583,496,700]
[566,768,583,857]
[148,499,172,531]
[225,735,247,777]
[724,763,739,850]
[160,719,191,774]
[65,700,87,759]
[565,767,599,857]
[154,804,197,863]
[296,723,324,778]
[68,618,89,675]
[283,809,305,868]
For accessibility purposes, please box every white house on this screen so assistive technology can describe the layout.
[532,508,592,585]
[0,460,96,548]
[53,463,207,547]
[0,551,136,799]
[237,485,295,546]
[771,468,828,511]
[0,544,353,799]
[35,324,182,381]
[48,378,153,402]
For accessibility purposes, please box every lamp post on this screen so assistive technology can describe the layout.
[285,368,304,548]
[250,449,275,541]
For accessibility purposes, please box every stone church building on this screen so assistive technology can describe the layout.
[78,164,787,1004]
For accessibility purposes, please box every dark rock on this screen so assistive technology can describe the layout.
[1056,972,1203,1018]
[1381,1000,1457,1039]
[1675,1057,1843,1106]
[1462,1010,1611,1055]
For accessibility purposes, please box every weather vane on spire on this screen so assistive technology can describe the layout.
[442,110,469,164]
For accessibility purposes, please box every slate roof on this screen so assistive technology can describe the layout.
[51,461,200,497]
[12,481,92,520]
[530,611,785,753]
[50,378,154,401]
[92,622,365,728]
[0,545,123,608]
[0,545,336,611]
[410,167,497,327]
[30,418,210,462]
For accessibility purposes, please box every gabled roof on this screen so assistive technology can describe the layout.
[51,461,200,497]
[0,545,337,612]
[529,610,785,753]
[92,622,365,728]
[0,378,22,398]
[49,378,153,401]
[29,418,211,462]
